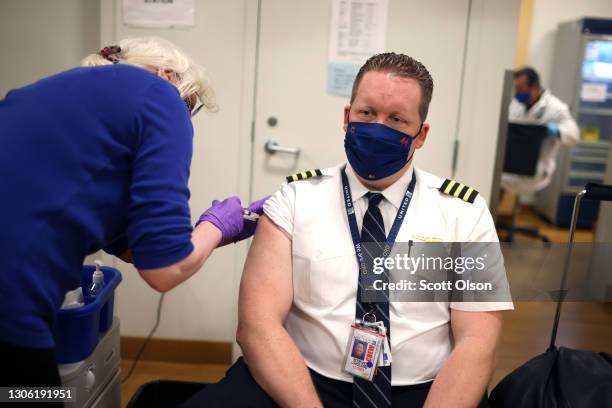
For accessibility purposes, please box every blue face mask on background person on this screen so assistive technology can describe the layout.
[344,121,421,180]
[515,92,530,104]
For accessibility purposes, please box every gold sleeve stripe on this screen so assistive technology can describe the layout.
[444,180,456,195]
[452,183,465,197]
[286,169,323,183]
[440,179,450,192]
[456,184,469,199]
[462,187,474,202]
[448,181,460,195]
[439,178,478,204]
[466,188,479,203]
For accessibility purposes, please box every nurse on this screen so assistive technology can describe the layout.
[0,37,266,389]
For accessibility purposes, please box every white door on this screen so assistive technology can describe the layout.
[103,0,255,344]
[251,0,471,198]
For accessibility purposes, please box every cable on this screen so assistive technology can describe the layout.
[121,292,165,384]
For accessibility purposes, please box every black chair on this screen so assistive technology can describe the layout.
[497,123,550,243]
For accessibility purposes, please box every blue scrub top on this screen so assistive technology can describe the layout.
[0,65,195,348]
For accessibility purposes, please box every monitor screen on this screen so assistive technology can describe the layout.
[583,40,612,82]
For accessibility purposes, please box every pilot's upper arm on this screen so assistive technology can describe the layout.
[238,181,297,329]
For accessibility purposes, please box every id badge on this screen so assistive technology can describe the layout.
[356,320,392,367]
[344,324,384,381]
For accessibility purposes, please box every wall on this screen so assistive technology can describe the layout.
[0,0,100,97]
[514,0,535,67]
[454,0,521,203]
[527,0,612,87]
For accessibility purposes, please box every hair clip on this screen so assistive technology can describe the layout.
[99,45,122,64]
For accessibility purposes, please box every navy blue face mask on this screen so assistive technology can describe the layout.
[514,92,530,104]
[344,121,421,180]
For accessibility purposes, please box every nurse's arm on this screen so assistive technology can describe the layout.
[423,310,502,408]
[556,108,580,146]
[236,215,322,408]
[137,220,222,292]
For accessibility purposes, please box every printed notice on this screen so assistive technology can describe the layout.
[123,0,195,27]
[327,0,388,96]
[580,82,608,102]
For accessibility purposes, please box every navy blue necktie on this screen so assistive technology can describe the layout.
[353,192,392,408]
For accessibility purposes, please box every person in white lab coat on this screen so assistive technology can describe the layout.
[502,67,580,194]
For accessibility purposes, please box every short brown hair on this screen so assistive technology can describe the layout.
[350,52,434,121]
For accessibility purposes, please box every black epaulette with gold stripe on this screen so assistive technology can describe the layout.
[439,179,479,203]
[286,169,323,183]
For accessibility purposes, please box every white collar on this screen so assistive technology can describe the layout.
[345,163,415,209]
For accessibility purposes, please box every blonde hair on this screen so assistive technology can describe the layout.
[81,36,217,111]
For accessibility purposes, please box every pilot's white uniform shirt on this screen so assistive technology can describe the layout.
[503,90,579,194]
[264,163,514,386]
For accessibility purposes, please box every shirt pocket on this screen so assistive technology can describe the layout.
[292,234,357,308]
[390,232,453,303]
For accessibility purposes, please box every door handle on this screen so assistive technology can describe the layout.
[264,140,301,156]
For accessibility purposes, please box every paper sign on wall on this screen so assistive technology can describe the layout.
[123,0,195,27]
[580,83,608,102]
[327,0,388,97]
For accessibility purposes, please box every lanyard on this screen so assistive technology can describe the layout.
[340,166,417,277]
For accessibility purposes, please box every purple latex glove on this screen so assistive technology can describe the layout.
[197,196,245,246]
[234,195,271,242]
[197,195,271,246]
